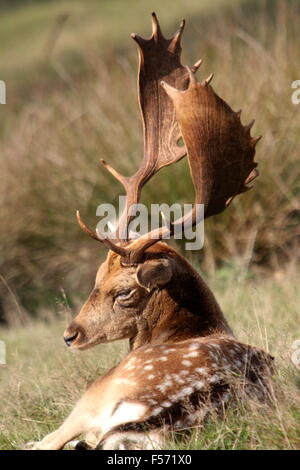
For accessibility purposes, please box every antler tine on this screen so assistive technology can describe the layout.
[245,119,255,134]
[100,159,129,187]
[245,168,259,184]
[191,59,203,74]
[251,135,262,148]
[202,72,214,86]
[76,211,127,257]
[130,33,147,48]
[151,11,164,40]
[122,204,203,264]
[169,18,185,52]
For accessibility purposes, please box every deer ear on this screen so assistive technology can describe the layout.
[135,258,173,292]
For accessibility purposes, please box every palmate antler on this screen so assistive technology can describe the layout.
[77,13,261,264]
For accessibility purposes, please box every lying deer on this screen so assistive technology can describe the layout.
[26,13,273,450]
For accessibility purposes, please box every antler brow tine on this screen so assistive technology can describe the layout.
[76,210,128,257]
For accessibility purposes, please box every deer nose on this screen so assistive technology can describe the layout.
[64,331,79,347]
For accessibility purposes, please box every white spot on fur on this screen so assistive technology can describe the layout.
[174,376,185,385]
[180,386,193,396]
[161,401,172,408]
[208,375,220,384]
[144,348,154,354]
[169,386,194,402]
[144,364,153,370]
[195,367,208,375]
[156,380,172,393]
[169,393,179,401]
[194,380,205,390]
[171,373,180,379]
[182,360,192,367]
[147,399,158,406]
[158,357,167,362]
[184,351,199,358]
[148,374,155,380]
[123,360,136,370]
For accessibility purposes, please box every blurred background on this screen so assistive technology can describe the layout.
[0,0,299,325]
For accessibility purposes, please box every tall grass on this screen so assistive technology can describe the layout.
[0,0,299,324]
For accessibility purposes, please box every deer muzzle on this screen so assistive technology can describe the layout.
[63,322,83,347]
[64,331,79,347]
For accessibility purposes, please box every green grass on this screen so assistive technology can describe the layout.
[0,0,242,75]
[0,263,299,450]
[1,0,300,321]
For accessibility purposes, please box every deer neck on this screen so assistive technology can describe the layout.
[130,256,234,350]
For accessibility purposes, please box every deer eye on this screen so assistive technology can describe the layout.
[116,288,136,300]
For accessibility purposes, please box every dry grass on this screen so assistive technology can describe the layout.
[0,0,299,323]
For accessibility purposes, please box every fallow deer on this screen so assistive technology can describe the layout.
[25,13,273,450]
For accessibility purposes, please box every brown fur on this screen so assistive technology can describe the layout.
[64,243,232,351]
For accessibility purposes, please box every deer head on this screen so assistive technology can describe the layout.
[64,242,233,350]
[64,13,260,351]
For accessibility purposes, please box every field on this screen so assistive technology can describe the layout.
[0,0,299,450]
